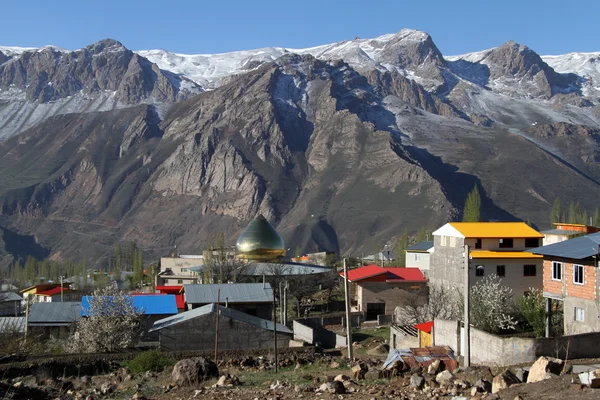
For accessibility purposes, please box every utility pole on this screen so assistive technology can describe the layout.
[283,281,288,326]
[24,296,29,342]
[279,281,283,322]
[214,289,220,362]
[343,258,353,360]
[60,276,64,302]
[463,244,470,367]
[273,289,278,373]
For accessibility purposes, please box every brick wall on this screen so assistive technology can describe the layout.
[543,258,596,301]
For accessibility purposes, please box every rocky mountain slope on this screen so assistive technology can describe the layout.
[0,30,599,266]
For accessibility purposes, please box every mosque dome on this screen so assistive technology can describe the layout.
[236,214,285,261]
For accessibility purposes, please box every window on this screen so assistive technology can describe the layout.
[177,279,183,284]
[414,254,420,261]
[475,265,485,277]
[475,239,482,249]
[552,262,562,281]
[499,238,513,248]
[525,238,539,248]
[575,307,585,322]
[524,265,537,277]
[496,265,506,277]
[163,279,169,284]
[449,237,456,247]
[181,268,188,273]
[573,265,584,285]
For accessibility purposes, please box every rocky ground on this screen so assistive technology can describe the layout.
[2,351,600,400]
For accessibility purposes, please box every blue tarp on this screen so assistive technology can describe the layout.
[81,295,177,316]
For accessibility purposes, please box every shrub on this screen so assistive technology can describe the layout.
[516,288,547,338]
[126,350,174,374]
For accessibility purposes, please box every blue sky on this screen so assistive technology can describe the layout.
[2,0,598,55]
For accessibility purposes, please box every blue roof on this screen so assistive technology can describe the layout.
[81,295,177,316]
[530,231,600,260]
[406,241,434,252]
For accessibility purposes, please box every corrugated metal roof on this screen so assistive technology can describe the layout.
[0,317,26,333]
[81,295,177,316]
[448,222,543,238]
[531,232,600,260]
[470,251,543,259]
[541,229,583,236]
[241,262,333,276]
[28,302,81,325]
[149,303,292,334]
[0,292,22,302]
[406,241,434,252]
[184,283,273,304]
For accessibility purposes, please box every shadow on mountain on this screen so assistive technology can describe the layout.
[0,225,50,262]
[405,145,517,222]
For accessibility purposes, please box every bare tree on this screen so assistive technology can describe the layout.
[394,284,461,325]
[68,284,143,353]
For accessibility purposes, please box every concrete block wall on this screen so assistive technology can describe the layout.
[432,319,460,353]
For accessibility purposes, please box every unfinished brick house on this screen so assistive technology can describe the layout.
[531,232,600,335]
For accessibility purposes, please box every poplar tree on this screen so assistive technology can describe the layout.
[550,198,561,224]
[463,185,481,222]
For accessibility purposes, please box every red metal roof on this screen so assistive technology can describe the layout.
[340,265,426,283]
[385,268,426,282]
[414,321,434,333]
[37,287,73,296]
[340,265,387,281]
[156,285,184,294]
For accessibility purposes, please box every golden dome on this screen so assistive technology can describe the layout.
[236,214,285,261]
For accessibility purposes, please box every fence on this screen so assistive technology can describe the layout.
[293,318,347,348]
[434,318,600,366]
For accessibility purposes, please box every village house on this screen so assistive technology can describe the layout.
[149,303,292,352]
[429,222,544,297]
[155,255,203,286]
[28,301,82,339]
[33,287,81,303]
[340,265,427,320]
[541,222,599,245]
[531,232,600,335]
[0,292,22,316]
[183,283,274,320]
[405,241,434,274]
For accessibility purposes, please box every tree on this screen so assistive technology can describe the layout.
[463,185,481,222]
[394,231,409,267]
[550,198,562,224]
[516,288,546,338]
[394,284,461,325]
[594,208,600,227]
[415,227,429,243]
[568,201,583,224]
[469,274,517,334]
[69,285,143,353]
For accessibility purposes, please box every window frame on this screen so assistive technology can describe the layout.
[499,238,514,248]
[496,265,506,277]
[552,261,562,281]
[573,264,584,286]
[525,238,539,248]
[475,265,485,277]
[575,307,585,322]
[524,264,537,277]
[475,238,482,249]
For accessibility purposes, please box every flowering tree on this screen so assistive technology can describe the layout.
[470,274,517,334]
[69,285,143,353]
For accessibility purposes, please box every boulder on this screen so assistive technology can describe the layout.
[351,363,368,380]
[579,368,600,388]
[171,357,219,387]
[213,374,240,387]
[492,370,521,393]
[527,357,564,383]
[474,378,492,393]
[333,374,351,382]
[318,381,346,394]
[513,368,528,383]
[100,382,116,395]
[436,370,455,385]
[410,373,425,389]
[428,360,441,375]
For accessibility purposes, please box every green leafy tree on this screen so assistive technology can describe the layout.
[594,208,600,227]
[394,231,409,267]
[415,227,428,243]
[550,198,562,224]
[568,201,583,224]
[463,185,481,222]
[516,288,546,338]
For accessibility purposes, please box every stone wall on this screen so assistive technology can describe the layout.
[429,236,465,292]
[434,318,600,366]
